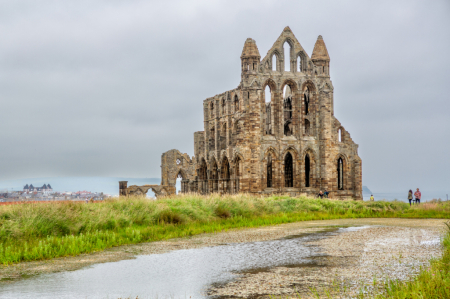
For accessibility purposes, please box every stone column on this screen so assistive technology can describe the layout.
[119,181,128,197]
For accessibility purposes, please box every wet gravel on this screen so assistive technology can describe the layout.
[208,222,444,298]
[0,218,446,299]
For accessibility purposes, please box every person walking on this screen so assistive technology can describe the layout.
[414,188,421,204]
[370,194,374,201]
[318,191,324,199]
[324,190,329,198]
[408,189,413,206]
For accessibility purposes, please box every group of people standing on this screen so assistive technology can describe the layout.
[367,189,422,204]
[408,188,422,206]
[316,189,423,204]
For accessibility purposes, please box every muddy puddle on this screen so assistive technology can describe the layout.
[0,226,362,299]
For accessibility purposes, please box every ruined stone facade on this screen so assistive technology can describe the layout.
[121,27,362,200]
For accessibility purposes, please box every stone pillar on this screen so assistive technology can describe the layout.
[119,181,128,197]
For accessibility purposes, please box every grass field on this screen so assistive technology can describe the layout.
[1,193,449,266]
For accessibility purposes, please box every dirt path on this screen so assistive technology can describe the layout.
[0,218,446,298]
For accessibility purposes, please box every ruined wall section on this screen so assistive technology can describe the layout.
[201,86,253,192]
[160,149,196,194]
[330,116,362,199]
[194,131,205,162]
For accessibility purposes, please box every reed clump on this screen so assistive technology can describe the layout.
[0,193,449,265]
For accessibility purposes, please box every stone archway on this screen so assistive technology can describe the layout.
[124,184,172,198]
[175,170,189,194]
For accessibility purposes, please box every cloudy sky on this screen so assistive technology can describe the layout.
[1,0,449,192]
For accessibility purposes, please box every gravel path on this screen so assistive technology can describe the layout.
[209,224,443,298]
[0,218,446,298]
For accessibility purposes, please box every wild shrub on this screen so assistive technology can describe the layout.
[156,209,185,224]
[215,206,231,218]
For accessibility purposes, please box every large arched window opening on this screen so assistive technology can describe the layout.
[284,93,292,120]
[305,154,310,187]
[176,172,185,194]
[297,55,302,72]
[234,95,239,112]
[284,42,291,72]
[283,85,293,136]
[267,154,273,188]
[304,88,310,115]
[272,54,277,71]
[284,152,293,188]
[265,86,272,135]
[337,157,344,190]
[265,85,271,103]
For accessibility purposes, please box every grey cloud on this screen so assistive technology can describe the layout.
[1,0,449,193]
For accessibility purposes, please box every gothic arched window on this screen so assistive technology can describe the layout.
[267,154,272,188]
[297,55,302,72]
[337,157,344,190]
[305,154,310,187]
[265,86,272,135]
[284,97,292,120]
[284,41,291,72]
[285,152,293,187]
[304,88,310,115]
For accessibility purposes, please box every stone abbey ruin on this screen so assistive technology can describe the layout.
[120,27,362,200]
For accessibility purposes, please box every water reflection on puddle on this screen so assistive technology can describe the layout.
[0,227,365,299]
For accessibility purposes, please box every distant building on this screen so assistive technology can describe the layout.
[23,184,53,193]
[75,191,92,195]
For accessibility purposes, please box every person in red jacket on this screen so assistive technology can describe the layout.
[414,188,421,204]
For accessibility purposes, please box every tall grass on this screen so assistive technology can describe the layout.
[0,194,449,265]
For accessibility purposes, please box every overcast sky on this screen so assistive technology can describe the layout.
[1,0,449,192]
